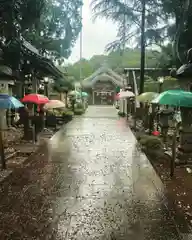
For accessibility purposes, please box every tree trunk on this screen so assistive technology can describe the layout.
[65,92,68,108]
[139,0,146,94]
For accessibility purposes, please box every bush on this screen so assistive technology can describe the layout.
[139,135,163,149]
[74,108,85,115]
[52,110,62,116]
[63,110,74,116]
[75,102,84,109]
[118,111,125,117]
[138,134,164,159]
[144,76,179,92]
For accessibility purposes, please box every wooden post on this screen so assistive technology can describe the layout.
[0,110,6,169]
[170,126,177,177]
[126,99,129,120]
[32,75,37,93]
[133,99,136,130]
[92,90,95,105]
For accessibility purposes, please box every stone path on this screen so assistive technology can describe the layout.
[0,106,180,239]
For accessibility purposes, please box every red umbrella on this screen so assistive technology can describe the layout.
[152,130,160,136]
[21,94,49,104]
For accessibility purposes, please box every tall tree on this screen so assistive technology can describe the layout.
[0,0,83,62]
[23,0,83,61]
[0,0,46,44]
[91,0,167,52]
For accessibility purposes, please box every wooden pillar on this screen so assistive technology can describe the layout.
[32,78,37,93]
[92,90,95,105]
[32,70,37,93]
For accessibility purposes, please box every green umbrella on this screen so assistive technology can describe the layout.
[151,89,192,107]
[136,92,159,103]
[82,92,88,97]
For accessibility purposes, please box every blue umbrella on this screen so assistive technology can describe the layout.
[0,94,24,109]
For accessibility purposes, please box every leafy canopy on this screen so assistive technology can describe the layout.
[0,0,83,61]
[64,48,160,81]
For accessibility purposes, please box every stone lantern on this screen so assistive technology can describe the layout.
[158,108,174,149]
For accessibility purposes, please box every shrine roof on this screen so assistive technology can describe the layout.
[7,38,66,79]
[81,66,124,88]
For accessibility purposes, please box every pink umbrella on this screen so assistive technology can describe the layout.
[115,93,120,100]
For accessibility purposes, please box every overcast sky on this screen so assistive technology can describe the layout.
[68,1,118,63]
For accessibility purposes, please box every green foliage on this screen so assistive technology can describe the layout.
[144,76,179,92]
[138,135,163,151]
[64,110,74,116]
[74,102,85,115]
[53,78,74,93]
[65,48,160,81]
[74,108,85,115]
[0,0,46,42]
[118,111,125,117]
[23,0,83,60]
[0,0,83,61]
[67,58,95,81]
[91,0,192,66]
[75,102,84,109]
[91,0,167,52]
[154,44,177,68]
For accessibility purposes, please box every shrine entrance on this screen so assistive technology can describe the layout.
[93,91,114,105]
[92,81,115,105]
[81,65,124,105]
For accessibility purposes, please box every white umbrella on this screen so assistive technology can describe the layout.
[44,100,65,109]
[119,91,135,99]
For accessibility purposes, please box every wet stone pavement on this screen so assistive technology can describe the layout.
[0,106,181,239]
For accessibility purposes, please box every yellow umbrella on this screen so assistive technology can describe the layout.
[44,100,65,109]
[136,92,159,103]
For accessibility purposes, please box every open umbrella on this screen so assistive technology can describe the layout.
[68,90,80,97]
[0,94,24,109]
[0,94,24,170]
[151,90,192,107]
[136,92,159,103]
[44,100,65,110]
[21,94,49,104]
[81,92,88,97]
[119,91,135,99]
[115,93,120,100]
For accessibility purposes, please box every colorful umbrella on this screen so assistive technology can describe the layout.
[44,100,65,109]
[136,92,159,103]
[21,94,49,104]
[0,94,24,109]
[119,91,135,99]
[151,90,192,107]
[81,92,88,97]
[115,93,120,100]
[68,90,80,96]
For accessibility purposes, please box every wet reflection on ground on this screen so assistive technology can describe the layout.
[0,106,180,239]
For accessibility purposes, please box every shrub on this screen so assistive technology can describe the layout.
[74,108,85,115]
[75,102,84,109]
[63,110,74,116]
[139,135,163,149]
[118,111,125,117]
[138,134,164,159]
